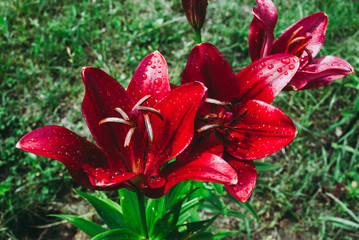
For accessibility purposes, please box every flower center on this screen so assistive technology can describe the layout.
[286,26,313,64]
[99,95,163,147]
[197,98,247,134]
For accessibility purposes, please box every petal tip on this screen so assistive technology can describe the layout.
[15,141,21,149]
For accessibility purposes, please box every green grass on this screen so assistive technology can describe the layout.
[0,0,358,239]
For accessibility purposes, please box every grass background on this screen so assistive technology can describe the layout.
[0,0,358,239]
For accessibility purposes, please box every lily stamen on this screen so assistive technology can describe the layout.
[137,106,164,120]
[99,117,133,126]
[133,95,151,110]
[143,114,154,144]
[197,124,221,133]
[114,107,130,121]
[301,47,313,64]
[124,127,136,147]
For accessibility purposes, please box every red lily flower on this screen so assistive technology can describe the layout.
[179,43,298,201]
[16,51,237,198]
[249,0,354,90]
[181,0,208,30]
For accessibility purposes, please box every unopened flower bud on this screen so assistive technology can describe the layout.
[181,0,208,30]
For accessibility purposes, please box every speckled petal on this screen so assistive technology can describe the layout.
[235,54,299,103]
[182,43,238,102]
[224,155,257,202]
[144,82,207,174]
[81,67,134,171]
[127,51,170,106]
[248,0,278,61]
[224,100,297,160]
[287,55,355,90]
[16,125,108,188]
[271,12,328,61]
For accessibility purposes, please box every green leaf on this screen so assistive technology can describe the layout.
[91,228,141,240]
[51,214,107,237]
[171,212,220,239]
[253,161,283,171]
[118,188,142,234]
[146,196,166,235]
[322,216,359,230]
[75,189,126,229]
[151,188,199,239]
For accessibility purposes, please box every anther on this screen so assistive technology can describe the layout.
[124,127,136,147]
[143,114,154,144]
[114,107,129,121]
[197,124,221,133]
[99,117,134,126]
[133,95,151,110]
[137,106,164,120]
[205,98,232,107]
[302,47,313,64]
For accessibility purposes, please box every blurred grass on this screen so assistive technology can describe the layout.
[0,0,358,239]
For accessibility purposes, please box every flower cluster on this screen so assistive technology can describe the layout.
[17,0,353,203]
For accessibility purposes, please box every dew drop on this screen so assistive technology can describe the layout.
[148,61,152,65]
[267,64,274,70]
[277,68,282,73]
[134,80,139,85]
[151,65,156,69]
[293,58,299,63]
[281,58,290,64]
[30,137,38,142]
[142,74,147,80]
[239,181,245,186]
[154,78,162,87]
[42,147,48,152]
[158,70,161,74]
[284,71,288,75]
[289,64,295,70]
[261,62,266,67]
[233,186,239,192]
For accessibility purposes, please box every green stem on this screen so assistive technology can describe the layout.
[194,28,202,44]
[136,191,149,238]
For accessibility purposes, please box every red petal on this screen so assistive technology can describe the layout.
[127,51,170,106]
[287,56,355,90]
[224,100,297,160]
[81,67,134,171]
[144,82,207,174]
[83,165,143,189]
[176,130,224,164]
[224,155,257,202]
[235,54,300,103]
[16,126,108,188]
[272,12,328,60]
[249,0,278,61]
[163,153,238,194]
[182,42,238,102]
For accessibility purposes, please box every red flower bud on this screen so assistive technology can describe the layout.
[181,0,208,30]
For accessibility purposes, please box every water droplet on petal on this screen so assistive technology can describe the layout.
[148,61,152,65]
[154,78,162,87]
[281,58,290,64]
[30,138,38,142]
[142,74,147,80]
[277,68,282,73]
[289,64,295,70]
[151,65,156,69]
[267,64,274,70]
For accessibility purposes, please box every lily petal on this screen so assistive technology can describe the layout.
[81,67,134,171]
[271,12,328,61]
[249,0,278,61]
[182,43,237,102]
[127,51,170,106]
[235,54,300,103]
[145,82,207,174]
[224,100,297,160]
[83,165,143,189]
[224,155,257,202]
[162,153,238,195]
[16,126,108,188]
[287,55,355,90]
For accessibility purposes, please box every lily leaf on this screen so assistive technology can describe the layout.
[51,214,107,237]
[91,228,141,240]
[75,189,126,229]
